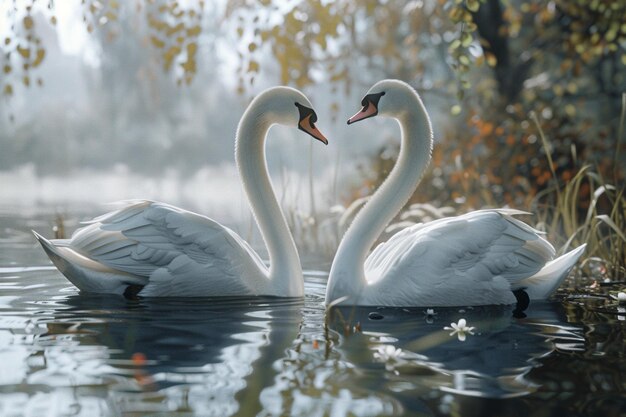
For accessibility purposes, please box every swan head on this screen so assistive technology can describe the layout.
[250,86,328,145]
[347,79,417,124]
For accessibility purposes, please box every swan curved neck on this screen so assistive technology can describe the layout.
[327,94,433,303]
[235,104,303,297]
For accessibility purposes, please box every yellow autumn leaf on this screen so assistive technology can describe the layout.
[23,16,34,30]
[3,65,10,74]
[3,84,13,96]
[187,25,201,37]
[248,60,260,72]
[150,36,165,48]
[23,76,30,86]
[187,42,197,56]
[461,32,472,47]
[163,45,181,70]
[181,59,196,73]
[466,0,480,12]
[248,42,257,52]
[166,22,184,36]
[449,39,461,50]
[148,16,167,31]
[32,48,45,67]
[605,29,617,42]
[17,47,32,61]
[170,9,184,19]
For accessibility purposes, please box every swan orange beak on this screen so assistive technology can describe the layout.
[299,114,329,145]
[347,101,378,125]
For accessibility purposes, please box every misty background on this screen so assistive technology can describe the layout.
[1,0,623,227]
[0,1,397,223]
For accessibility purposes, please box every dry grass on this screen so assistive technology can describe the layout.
[530,107,626,283]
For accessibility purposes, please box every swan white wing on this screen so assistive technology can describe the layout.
[64,200,268,296]
[364,210,555,305]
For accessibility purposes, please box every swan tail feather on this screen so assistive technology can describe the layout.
[33,230,143,294]
[516,244,586,300]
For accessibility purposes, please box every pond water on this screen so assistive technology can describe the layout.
[0,205,624,417]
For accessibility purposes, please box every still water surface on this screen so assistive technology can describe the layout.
[0,206,624,416]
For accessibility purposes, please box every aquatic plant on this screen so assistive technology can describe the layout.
[530,101,626,283]
[444,318,475,342]
[372,345,406,371]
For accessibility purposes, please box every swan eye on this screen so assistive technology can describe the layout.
[347,91,385,125]
[359,92,385,113]
[295,102,314,123]
[309,111,318,127]
[367,91,385,107]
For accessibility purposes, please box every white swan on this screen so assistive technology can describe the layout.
[326,79,586,307]
[34,86,328,298]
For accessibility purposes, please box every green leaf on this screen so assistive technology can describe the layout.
[467,0,480,13]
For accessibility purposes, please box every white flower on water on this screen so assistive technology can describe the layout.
[444,318,475,341]
[373,345,405,371]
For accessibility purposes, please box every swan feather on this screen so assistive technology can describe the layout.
[363,210,555,306]
[47,201,269,296]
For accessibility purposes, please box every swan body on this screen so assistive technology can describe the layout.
[326,79,585,307]
[35,86,328,298]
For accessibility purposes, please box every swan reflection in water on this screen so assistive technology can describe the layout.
[19,294,303,416]
[0,272,588,417]
[326,302,584,401]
